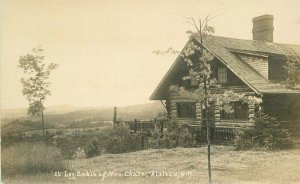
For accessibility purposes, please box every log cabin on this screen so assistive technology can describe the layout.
[149,15,300,138]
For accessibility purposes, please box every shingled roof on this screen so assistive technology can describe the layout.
[150,35,300,100]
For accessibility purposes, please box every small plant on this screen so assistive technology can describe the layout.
[72,147,87,160]
[235,112,293,150]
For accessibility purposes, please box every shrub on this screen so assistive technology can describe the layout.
[149,120,196,149]
[86,140,101,158]
[54,125,142,158]
[72,147,87,159]
[56,130,64,135]
[56,136,85,159]
[103,125,141,153]
[1,142,68,176]
[234,113,293,150]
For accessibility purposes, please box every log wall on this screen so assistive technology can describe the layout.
[166,87,256,128]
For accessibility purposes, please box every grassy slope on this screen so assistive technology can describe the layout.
[4,146,300,184]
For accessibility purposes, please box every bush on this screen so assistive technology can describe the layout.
[102,125,142,153]
[86,140,101,158]
[1,142,68,176]
[149,120,196,149]
[56,136,86,159]
[54,125,142,158]
[72,147,87,159]
[235,113,293,150]
[55,130,64,135]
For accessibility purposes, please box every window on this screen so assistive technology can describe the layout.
[268,56,286,81]
[218,67,227,83]
[220,102,249,120]
[177,102,196,118]
[268,60,286,81]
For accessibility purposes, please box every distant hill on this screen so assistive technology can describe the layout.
[1,102,165,134]
[118,102,165,120]
[1,104,80,119]
[63,101,165,121]
[1,101,165,123]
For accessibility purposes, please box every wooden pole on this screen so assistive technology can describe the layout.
[134,119,137,133]
[160,120,164,136]
[40,98,45,138]
[113,106,117,126]
[141,134,145,150]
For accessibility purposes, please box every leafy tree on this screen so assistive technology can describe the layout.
[18,46,58,136]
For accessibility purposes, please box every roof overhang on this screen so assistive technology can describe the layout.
[149,35,300,100]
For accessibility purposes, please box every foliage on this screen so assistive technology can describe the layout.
[153,47,180,55]
[2,124,143,160]
[18,46,58,116]
[1,142,68,176]
[103,125,142,154]
[215,90,262,112]
[72,147,87,160]
[52,126,142,158]
[1,129,55,148]
[55,136,83,159]
[234,112,293,150]
[180,41,214,101]
[85,139,101,158]
[149,119,196,149]
[284,56,300,89]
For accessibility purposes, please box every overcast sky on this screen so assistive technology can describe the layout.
[1,0,300,109]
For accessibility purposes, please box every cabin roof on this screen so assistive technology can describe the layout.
[150,35,300,100]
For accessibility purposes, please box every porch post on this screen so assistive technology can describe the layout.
[196,102,202,121]
[170,101,177,120]
[248,103,255,119]
[214,104,220,123]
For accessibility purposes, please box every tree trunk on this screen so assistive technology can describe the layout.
[42,108,45,137]
[205,78,212,184]
[40,99,45,138]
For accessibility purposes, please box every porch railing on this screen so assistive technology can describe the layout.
[118,119,236,141]
[119,119,164,134]
[194,126,236,141]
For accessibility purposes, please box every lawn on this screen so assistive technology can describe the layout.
[3,146,300,184]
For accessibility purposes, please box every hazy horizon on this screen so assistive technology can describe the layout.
[1,101,161,111]
[1,0,300,109]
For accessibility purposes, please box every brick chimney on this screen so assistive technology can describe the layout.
[252,14,274,42]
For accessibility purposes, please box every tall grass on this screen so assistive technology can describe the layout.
[1,142,68,176]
